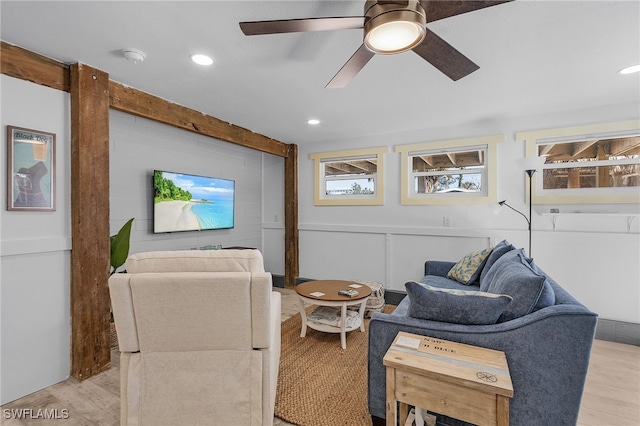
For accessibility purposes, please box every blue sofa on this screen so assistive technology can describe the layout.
[368,240,598,426]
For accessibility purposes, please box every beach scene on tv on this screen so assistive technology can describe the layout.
[153,170,235,233]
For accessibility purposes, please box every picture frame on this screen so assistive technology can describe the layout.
[6,125,56,211]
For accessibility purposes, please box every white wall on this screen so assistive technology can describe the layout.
[0,75,71,404]
[263,101,640,324]
[109,110,266,256]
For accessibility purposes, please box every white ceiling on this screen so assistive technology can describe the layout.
[1,1,639,146]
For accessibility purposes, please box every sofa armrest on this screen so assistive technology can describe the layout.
[424,260,456,277]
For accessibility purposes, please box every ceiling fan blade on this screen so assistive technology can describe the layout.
[240,16,364,36]
[325,45,375,89]
[412,28,479,81]
[420,0,513,23]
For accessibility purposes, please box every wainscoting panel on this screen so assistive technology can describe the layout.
[297,225,491,292]
[300,229,387,283]
[388,233,490,291]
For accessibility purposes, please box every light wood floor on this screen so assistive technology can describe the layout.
[2,288,638,426]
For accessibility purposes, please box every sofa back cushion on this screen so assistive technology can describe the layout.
[405,281,512,325]
[479,240,515,289]
[480,248,524,291]
[485,250,555,322]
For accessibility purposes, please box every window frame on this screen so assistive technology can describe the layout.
[309,147,388,206]
[517,120,640,205]
[395,134,502,205]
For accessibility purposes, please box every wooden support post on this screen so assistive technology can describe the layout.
[597,143,610,188]
[70,63,111,381]
[284,143,299,288]
[567,168,581,188]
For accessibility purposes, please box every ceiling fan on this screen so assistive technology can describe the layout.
[240,0,513,88]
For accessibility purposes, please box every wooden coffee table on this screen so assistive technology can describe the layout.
[295,280,372,349]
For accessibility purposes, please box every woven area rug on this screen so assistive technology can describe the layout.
[275,305,395,426]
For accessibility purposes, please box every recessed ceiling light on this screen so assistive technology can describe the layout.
[307,119,320,125]
[618,64,640,75]
[190,54,213,66]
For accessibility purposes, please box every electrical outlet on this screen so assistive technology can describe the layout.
[443,216,451,227]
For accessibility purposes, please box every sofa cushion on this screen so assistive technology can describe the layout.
[479,239,515,289]
[485,251,551,322]
[446,247,493,285]
[405,281,512,325]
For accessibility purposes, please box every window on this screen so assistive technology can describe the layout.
[411,146,486,195]
[396,134,502,205]
[310,147,388,205]
[518,120,640,204]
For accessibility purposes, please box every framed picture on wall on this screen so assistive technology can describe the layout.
[6,125,56,211]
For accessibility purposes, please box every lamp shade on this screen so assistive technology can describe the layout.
[517,156,546,172]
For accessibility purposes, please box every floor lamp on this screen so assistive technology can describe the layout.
[498,158,543,256]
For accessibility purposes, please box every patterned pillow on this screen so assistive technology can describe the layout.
[405,281,512,325]
[447,247,494,285]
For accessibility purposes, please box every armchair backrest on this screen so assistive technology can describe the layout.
[109,250,273,353]
[124,249,266,273]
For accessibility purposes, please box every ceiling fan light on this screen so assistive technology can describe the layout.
[364,9,426,54]
[366,21,423,53]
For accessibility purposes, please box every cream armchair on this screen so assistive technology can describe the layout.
[109,249,281,426]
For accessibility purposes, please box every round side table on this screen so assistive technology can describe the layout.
[295,280,371,349]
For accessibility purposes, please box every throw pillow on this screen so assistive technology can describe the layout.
[479,240,516,291]
[480,248,526,292]
[447,247,494,285]
[405,281,512,325]
[485,251,548,322]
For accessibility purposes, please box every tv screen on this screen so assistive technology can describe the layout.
[153,170,235,233]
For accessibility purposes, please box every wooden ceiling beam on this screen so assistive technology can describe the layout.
[0,41,70,91]
[447,152,457,165]
[344,160,376,173]
[325,161,374,175]
[325,164,353,174]
[608,136,640,156]
[571,140,598,158]
[538,144,555,156]
[108,81,289,158]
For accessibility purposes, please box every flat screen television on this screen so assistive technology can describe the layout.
[153,170,235,233]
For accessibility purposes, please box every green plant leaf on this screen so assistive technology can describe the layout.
[110,218,134,275]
